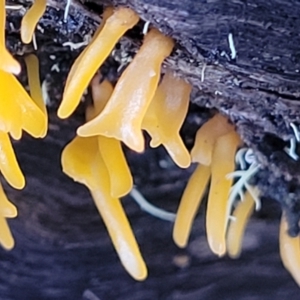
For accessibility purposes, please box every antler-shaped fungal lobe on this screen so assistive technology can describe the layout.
[78,28,174,152]
[61,136,147,280]
[87,75,133,198]
[142,71,191,168]
[0,70,46,139]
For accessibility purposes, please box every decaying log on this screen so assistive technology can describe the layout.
[2,0,300,299]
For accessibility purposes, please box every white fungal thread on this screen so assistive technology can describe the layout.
[5,4,23,10]
[41,80,50,106]
[285,137,299,161]
[64,0,72,23]
[290,122,300,142]
[228,33,237,60]
[226,148,261,225]
[143,21,150,35]
[51,63,60,72]
[32,32,38,50]
[130,187,176,222]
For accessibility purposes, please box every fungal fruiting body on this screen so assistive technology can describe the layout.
[21,0,47,44]
[0,70,46,139]
[61,77,146,280]
[87,74,133,198]
[280,213,300,286]
[173,164,211,247]
[24,54,48,137]
[58,7,139,119]
[173,114,237,253]
[226,190,255,258]
[207,130,242,256]
[78,28,174,153]
[142,71,192,168]
[0,0,20,74]
[0,2,47,249]
[190,113,234,166]
[0,182,17,250]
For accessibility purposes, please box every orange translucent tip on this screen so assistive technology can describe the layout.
[191,113,234,166]
[206,130,242,256]
[280,213,300,287]
[58,7,139,119]
[226,190,255,258]
[21,0,47,44]
[61,136,147,280]
[0,0,21,74]
[0,131,25,189]
[78,28,174,152]
[173,164,211,247]
[142,71,192,168]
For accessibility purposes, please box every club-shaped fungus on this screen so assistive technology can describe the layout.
[142,71,192,168]
[61,132,146,281]
[78,28,174,152]
[86,74,133,198]
[0,182,17,250]
[0,70,46,139]
[173,164,211,247]
[24,54,48,137]
[21,0,47,44]
[58,7,139,119]
[0,0,20,74]
[226,190,256,258]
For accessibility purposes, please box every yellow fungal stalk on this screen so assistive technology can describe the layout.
[0,70,46,139]
[206,130,242,256]
[0,215,15,250]
[0,131,25,189]
[0,182,17,250]
[87,75,133,198]
[142,71,192,168]
[173,164,211,247]
[78,28,174,152]
[0,182,17,218]
[191,113,234,165]
[21,0,47,44]
[0,0,21,74]
[226,190,256,258]
[280,213,300,287]
[24,54,48,137]
[64,7,114,93]
[61,136,147,281]
[58,7,139,119]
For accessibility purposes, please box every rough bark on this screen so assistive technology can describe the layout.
[2,0,300,299]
